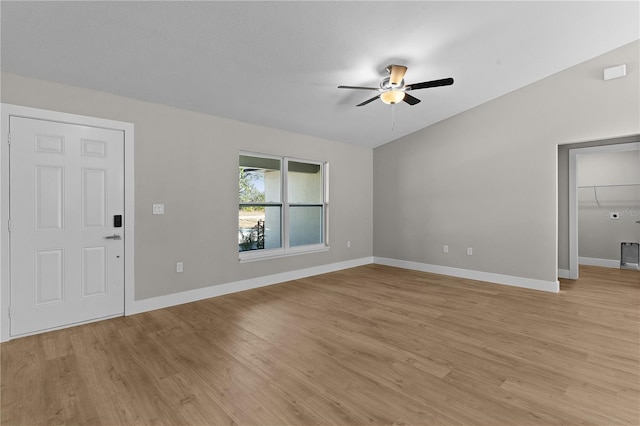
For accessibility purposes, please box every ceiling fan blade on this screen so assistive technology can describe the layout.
[356,95,380,107]
[338,85,380,91]
[387,65,408,85]
[406,77,454,91]
[403,93,421,105]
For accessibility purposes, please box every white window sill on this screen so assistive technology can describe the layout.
[239,245,330,263]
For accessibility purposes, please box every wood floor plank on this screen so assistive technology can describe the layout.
[2,264,638,425]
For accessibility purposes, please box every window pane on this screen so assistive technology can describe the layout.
[263,206,282,250]
[239,155,281,203]
[238,206,281,252]
[288,161,322,204]
[289,206,323,247]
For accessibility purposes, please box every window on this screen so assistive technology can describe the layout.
[239,153,328,260]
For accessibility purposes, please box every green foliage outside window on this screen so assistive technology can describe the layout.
[239,167,265,206]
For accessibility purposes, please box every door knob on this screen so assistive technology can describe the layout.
[105,234,122,240]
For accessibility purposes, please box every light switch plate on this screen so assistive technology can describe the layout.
[153,204,165,215]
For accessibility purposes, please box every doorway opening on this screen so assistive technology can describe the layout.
[559,137,640,280]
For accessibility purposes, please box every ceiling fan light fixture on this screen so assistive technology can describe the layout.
[380,90,405,105]
[338,64,452,107]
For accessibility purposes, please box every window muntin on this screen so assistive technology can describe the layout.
[239,154,326,257]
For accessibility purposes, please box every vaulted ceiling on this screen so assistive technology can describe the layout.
[2,1,638,148]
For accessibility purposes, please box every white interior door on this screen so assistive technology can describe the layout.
[9,116,125,336]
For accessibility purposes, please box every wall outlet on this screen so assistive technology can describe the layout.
[443,245,449,253]
[467,247,473,256]
[176,262,183,273]
[153,204,165,215]
[347,240,351,248]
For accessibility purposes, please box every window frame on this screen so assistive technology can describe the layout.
[239,151,329,262]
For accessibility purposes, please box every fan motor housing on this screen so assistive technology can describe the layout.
[380,77,405,90]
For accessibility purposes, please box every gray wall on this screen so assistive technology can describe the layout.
[577,150,640,261]
[374,41,640,283]
[1,72,373,300]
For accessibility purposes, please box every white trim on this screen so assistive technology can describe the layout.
[554,146,560,284]
[131,257,374,315]
[0,104,135,342]
[557,269,571,279]
[571,142,640,155]
[374,257,560,293]
[239,244,329,263]
[568,142,640,281]
[569,148,579,279]
[578,257,620,269]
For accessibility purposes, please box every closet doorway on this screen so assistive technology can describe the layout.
[568,142,640,279]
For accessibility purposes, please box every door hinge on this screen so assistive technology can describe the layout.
[8,306,12,318]
[7,133,11,145]
[7,219,11,232]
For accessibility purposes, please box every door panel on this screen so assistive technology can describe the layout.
[82,246,107,297]
[35,249,64,304]
[82,168,107,228]
[10,116,125,336]
[35,165,64,230]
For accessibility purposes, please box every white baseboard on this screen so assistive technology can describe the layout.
[131,256,374,315]
[131,255,559,319]
[557,269,571,279]
[374,257,559,293]
[578,257,620,269]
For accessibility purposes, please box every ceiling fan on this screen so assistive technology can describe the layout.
[338,65,454,107]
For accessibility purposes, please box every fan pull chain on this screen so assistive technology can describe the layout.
[391,104,396,131]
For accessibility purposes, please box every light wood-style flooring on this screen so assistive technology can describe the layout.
[2,264,639,425]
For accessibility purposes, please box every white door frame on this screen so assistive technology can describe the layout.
[568,142,640,279]
[0,104,135,342]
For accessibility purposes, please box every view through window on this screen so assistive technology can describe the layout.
[239,154,326,255]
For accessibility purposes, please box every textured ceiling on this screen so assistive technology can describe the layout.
[1,1,639,148]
